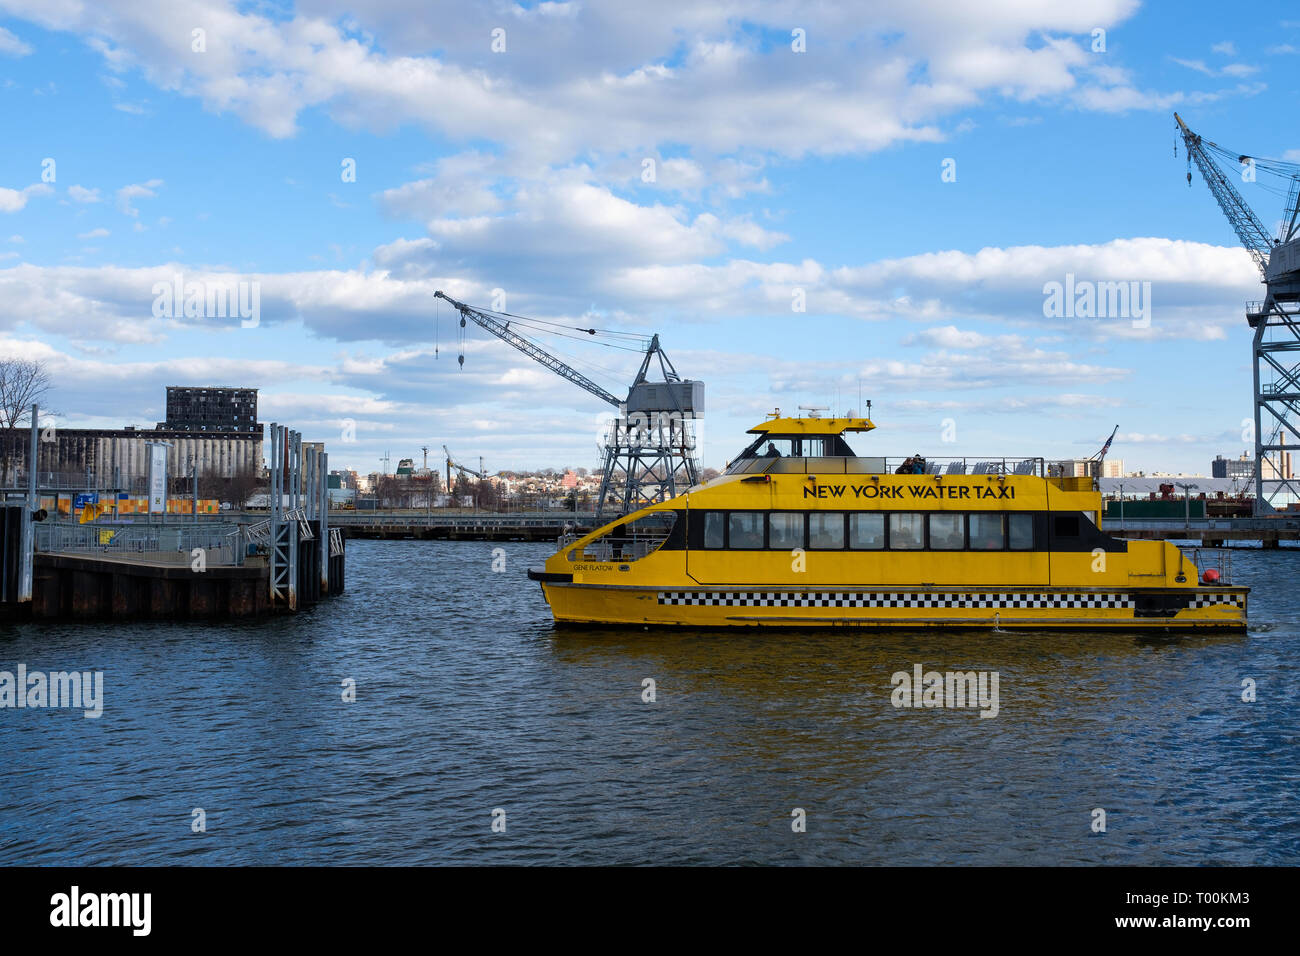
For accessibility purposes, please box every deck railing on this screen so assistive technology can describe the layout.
[727,455,1048,477]
[566,512,676,563]
[1181,547,1234,585]
[35,520,245,566]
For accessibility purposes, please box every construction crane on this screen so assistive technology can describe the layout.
[1176,114,1300,514]
[434,290,702,518]
[442,444,493,490]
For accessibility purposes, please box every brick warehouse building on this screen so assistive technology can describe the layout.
[1,386,263,489]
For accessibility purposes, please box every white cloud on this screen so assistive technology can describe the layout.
[67,185,102,203]
[1170,56,1258,78]
[116,179,163,216]
[0,236,1261,357]
[0,0,1163,166]
[0,230,1253,473]
[0,183,54,213]
[374,175,789,292]
[77,227,110,239]
[0,26,31,57]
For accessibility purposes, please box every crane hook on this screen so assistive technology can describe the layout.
[1187,171,1193,187]
[458,353,464,367]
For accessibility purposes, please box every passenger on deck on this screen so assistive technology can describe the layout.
[911,455,926,474]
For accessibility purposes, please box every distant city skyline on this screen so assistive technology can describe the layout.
[2,1,1298,475]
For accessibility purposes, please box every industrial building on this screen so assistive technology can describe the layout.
[1212,454,1255,481]
[1050,458,1125,478]
[0,386,263,489]
[160,386,259,433]
[1211,450,1292,481]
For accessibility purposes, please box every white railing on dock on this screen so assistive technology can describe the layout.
[35,520,246,566]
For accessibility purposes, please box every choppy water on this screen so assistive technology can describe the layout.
[1,540,1297,865]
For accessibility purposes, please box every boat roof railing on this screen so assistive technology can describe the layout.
[726,455,1050,477]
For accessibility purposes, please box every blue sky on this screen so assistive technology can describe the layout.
[1,0,1297,476]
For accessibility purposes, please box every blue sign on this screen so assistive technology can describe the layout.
[73,493,100,508]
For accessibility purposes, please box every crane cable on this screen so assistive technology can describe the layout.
[445,296,661,393]
[495,317,648,352]
[451,308,634,393]
[484,306,649,341]
[1196,137,1300,200]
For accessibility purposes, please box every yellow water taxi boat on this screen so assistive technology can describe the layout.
[527,414,1247,629]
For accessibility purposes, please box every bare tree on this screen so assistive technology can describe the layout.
[0,358,52,430]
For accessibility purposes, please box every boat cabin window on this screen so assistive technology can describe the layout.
[848,513,885,549]
[769,512,804,549]
[889,514,924,550]
[1009,514,1034,550]
[810,513,845,549]
[694,510,1040,552]
[969,513,1004,550]
[703,511,725,549]
[728,512,764,549]
[929,513,964,550]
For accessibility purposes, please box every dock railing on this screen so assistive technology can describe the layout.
[35,519,246,566]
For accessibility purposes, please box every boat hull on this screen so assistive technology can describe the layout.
[535,580,1248,630]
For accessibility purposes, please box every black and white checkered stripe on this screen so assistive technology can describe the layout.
[1188,594,1245,609]
[657,590,1242,609]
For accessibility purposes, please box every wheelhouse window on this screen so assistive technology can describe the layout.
[1009,513,1034,550]
[849,513,885,549]
[809,513,845,549]
[969,513,1005,550]
[725,432,859,474]
[728,512,764,549]
[769,512,804,550]
[929,513,964,550]
[889,513,924,550]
